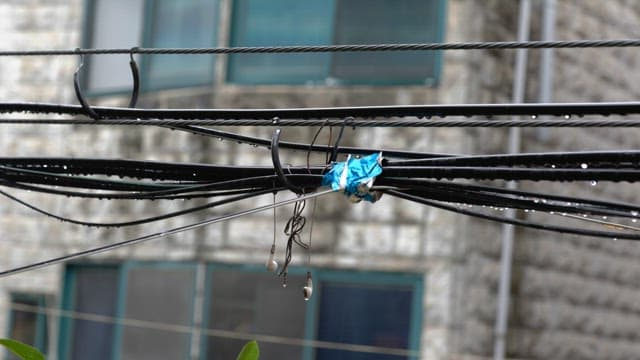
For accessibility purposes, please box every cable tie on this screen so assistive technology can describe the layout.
[321,152,383,203]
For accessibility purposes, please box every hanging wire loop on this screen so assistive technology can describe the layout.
[72,49,100,120]
[271,129,304,194]
[128,47,140,108]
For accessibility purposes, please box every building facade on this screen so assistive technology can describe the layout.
[1,0,640,359]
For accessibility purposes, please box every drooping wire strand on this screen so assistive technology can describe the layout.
[385,189,640,240]
[0,187,277,228]
[0,189,334,278]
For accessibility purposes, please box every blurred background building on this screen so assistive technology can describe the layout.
[1,0,640,359]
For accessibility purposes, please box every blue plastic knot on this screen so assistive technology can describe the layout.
[321,153,383,203]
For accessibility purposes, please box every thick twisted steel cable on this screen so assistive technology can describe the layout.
[9,117,640,127]
[3,101,640,122]
[2,39,640,56]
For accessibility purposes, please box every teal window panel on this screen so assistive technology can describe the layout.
[228,0,445,86]
[59,262,197,360]
[203,269,307,359]
[145,0,218,90]
[202,264,423,360]
[331,0,443,85]
[119,263,197,360]
[82,0,218,95]
[228,0,335,84]
[61,265,120,360]
[7,294,48,359]
[316,283,413,359]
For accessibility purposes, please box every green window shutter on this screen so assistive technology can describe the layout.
[331,0,444,85]
[145,0,218,90]
[228,0,335,84]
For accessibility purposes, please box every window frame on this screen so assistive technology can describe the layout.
[201,263,424,360]
[81,0,220,96]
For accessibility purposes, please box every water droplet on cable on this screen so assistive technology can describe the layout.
[531,115,538,119]
[633,219,637,223]
[590,180,598,186]
[580,163,588,169]
[551,164,556,168]
[602,216,607,220]
[564,114,571,119]
[613,237,618,241]
[632,211,639,217]
[272,117,280,125]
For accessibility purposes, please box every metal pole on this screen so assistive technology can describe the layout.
[493,0,531,359]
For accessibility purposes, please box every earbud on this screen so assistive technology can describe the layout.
[303,272,313,301]
[266,244,278,272]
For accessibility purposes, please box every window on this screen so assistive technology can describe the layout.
[60,263,422,359]
[59,263,197,360]
[6,294,49,358]
[83,0,218,94]
[202,265,423,359]
[228,0,446,85]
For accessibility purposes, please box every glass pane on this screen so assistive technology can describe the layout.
[120,266,195,360]
[87,0,144,93]
[147,0,217,90]
[205,270,306,359]
[9,298,38,346]
[316,282,413,360]
[70,267,119,360]
[332,0,442,84]
[228,0,333,84]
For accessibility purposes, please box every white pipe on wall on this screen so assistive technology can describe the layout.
[493,1,531,359]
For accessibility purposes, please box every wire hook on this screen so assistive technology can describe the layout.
[271,129,303,194]
[128,47,140,108]
[329,117,352,163]
[73,48,100,120]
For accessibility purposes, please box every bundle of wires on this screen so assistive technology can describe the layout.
[3,143,640,240]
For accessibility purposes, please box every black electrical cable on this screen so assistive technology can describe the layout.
[378,178,640,216]
[384,151,640,167]
[0,187,279,228]
[168,125,440,159]
[2,39,640,57]
[0,180,274,200]
[385,189,640,240]
[390,181,637,219]
[3,101,640,122]
[381,166,640,182]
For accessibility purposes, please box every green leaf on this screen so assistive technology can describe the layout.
[236,340,259,360]
[0,339,45,360]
